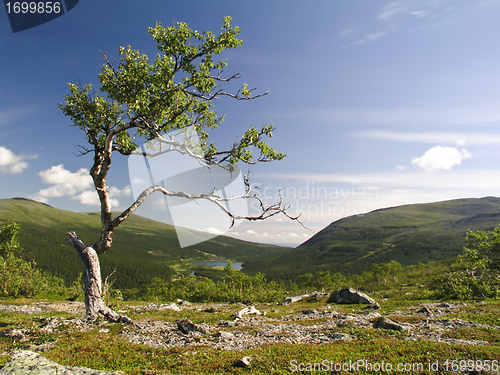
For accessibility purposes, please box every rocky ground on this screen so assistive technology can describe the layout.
[0,293,498,373]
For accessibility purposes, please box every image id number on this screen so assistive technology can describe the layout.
[6,2,61,14]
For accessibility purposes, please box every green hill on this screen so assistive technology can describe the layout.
[242,197,500,281]
[0,198,289,289]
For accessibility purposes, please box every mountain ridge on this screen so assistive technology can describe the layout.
[0,198,289,289]
[242,196,500,281]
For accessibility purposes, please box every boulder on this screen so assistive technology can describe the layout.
[0,350,123,374]
[374,317,411,332]
[233,356,251,368]
[327,287,375,305]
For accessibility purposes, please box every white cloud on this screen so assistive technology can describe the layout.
[35,164,128,207]
[38,165,92,194]
[32,196,48,204]
[0,146,34,174]
[205,227,223,235]
[73,190,100,206]
[109,185,132,198]
[411,146,472,172]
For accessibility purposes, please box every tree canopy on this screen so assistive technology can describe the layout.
[59,17,295,255]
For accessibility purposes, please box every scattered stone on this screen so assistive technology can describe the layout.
[218,320,237,327]
[0,329,28,340]
[159,303,181,311]
[176,319,210,335]
[135,303,180,312]
[176,319,197,334]
[417,306,433,315]
[363,312,382,321]
[233,356,251,368]
[234,306,262,320]
[99,328,109,334]
[363,303,381,310]
[331,332,354,341]
[327,287,375,305]
[0,350,124,374]
[176,299,192,306]
[436,303,451,308]
[301,309,318,315]
[374,317,410,332]
[216,331,235,340]
[203,307,218,313]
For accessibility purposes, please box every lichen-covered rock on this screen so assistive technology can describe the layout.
[327,287,375,305]
[0,350,123,374]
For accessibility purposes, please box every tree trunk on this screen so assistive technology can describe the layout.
[66,232,136,326]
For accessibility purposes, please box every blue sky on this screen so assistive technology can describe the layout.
[2,0,500,246]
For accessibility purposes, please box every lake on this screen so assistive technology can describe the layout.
[191,260,243,270]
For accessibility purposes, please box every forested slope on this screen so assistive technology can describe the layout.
[242,197,500,281]
[0,198,289,289]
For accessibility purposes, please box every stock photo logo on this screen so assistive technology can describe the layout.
[3,0,79,33]
[128,126,248,248]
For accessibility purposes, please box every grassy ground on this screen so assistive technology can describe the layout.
[0,298,499,374]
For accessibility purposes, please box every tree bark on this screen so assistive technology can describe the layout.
[66,232,136,326]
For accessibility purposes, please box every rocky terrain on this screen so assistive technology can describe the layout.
[0,291,498,374]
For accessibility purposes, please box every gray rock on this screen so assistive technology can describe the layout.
[327,287,375,305]
[417,306,433,315]
[158,303,181,311]
[0,329,27,340]
[203,307,218,313]
[176,319,209,335]
[436,303,451,308]
[233,356,251,368]
[0,350,123,374]
[374,317,411,332]
[176,319,197,334]
[363,303,381,310]
[331,332,354,341]
[217,320,237,327]
[216,331,236,340]
[301,309,318,315]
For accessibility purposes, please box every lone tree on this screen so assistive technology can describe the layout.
[59,17,299,324]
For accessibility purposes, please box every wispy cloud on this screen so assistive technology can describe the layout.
[352,130,500,145]
[0,109,32,127]
[287,106,500,126]
[347,0,442,45]
[356,30,392,44]
[262,169,500,190]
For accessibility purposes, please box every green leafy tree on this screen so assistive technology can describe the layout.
[432,227,500,300]
[0,221,68,298]
[59,17,300,323]
[295,273,314,293]
[0,220,21,259]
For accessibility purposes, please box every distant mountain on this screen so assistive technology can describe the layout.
[0,198,289,289]
[242,197,500,281]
